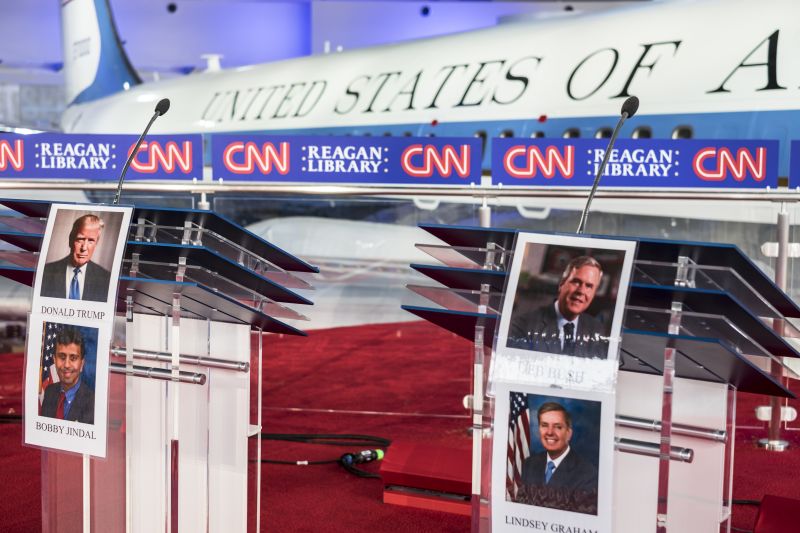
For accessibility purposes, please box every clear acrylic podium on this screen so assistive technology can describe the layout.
[403,224,798,533]
[0,200,316,532]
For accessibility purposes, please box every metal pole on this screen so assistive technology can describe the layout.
[478,197,491,228]
[758,206,790,451]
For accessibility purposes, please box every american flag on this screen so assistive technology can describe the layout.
[506,392,531,499]
[39,322,61,403]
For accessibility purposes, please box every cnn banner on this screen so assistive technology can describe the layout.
[492,138,779,189]
[0,133,203,180]
[210,134,483,185]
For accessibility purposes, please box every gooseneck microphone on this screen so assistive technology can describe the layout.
[575,95,639,234]
[112,97,171,205]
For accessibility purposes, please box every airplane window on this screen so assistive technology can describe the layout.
[403,131,413,137]
[500,129,514,138]
[595,127,613,139]
[563,128,580,138]
[672,126,693,139]
[530,131,546,138]
[632,126,652,139]
[383,132,392,137]
[427,133,436,137]
[363,132,372,137]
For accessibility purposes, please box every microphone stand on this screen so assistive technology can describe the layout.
[575,112,631,234]
[112,109,162,205]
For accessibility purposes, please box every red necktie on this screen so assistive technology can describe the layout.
[55,392,66,419]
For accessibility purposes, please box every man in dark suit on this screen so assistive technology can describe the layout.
[516,402,597,514]
[508,255,608,359]
[40,326,94,424]
[40,214,111,302]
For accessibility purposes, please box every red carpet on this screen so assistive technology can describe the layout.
[1,321,799,532]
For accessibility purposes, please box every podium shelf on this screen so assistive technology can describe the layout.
[407,284,503,314]
[621,330,794,398]
[634,236,800,319]
[634,260,784,320]
[419,223,517,251]
[117,277,306,335]
[124,241,311,305]
[628,284,800,360]
[131,206,318,273]
[0,230,42,252]
[401,305,497,347]
[411,264,507,293]
[416,244,509,271]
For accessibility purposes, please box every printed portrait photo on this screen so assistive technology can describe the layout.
[38,207,125,303]
[504,243,628,360]
[37,321,98,425]
[505,391,601,515]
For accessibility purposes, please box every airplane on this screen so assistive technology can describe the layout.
[60,0,800,175]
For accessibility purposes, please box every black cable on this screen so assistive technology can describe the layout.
[340,460,381,479]
[257,432,390,479]
[731,499,761,506]
[261,433,390,448]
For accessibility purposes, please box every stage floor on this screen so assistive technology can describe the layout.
[1,320,799,532]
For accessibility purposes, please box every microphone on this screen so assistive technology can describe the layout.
[575,95,639,234]
[340,449,384,466]
[112,98,171,205]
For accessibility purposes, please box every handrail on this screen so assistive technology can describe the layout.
[616,414,726,443]
[615,437,693,463]
[110,347,249,372]
[109,362,206,385]
[0,180,798,201]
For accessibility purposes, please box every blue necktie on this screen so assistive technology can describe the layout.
[545,460,556,484]
[69,267,80,300]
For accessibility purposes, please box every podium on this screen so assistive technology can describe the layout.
[401,224,797,533]
[0,200,316,532]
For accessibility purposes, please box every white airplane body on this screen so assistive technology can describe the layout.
[61,0,800,179]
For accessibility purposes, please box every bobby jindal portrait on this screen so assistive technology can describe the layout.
[40,214,111,302]
[40,326,95,425]
[508,255,610,359]
[515,401,598,514]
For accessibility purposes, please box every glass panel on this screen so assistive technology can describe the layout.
[407,284,503,314]
[634,260,783,321]
[128,221,311,290]
[0,214,46,233]
[416,243,511,270]
[0,250,37,268]
[625,305,797,371]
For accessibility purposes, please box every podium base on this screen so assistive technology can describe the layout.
[380,440,470,515]
[757,438,789,452]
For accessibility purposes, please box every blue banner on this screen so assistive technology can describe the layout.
[791,141,800,188]
[211,134,483,185]
[0,133,203,180]
[492,138,779,188]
